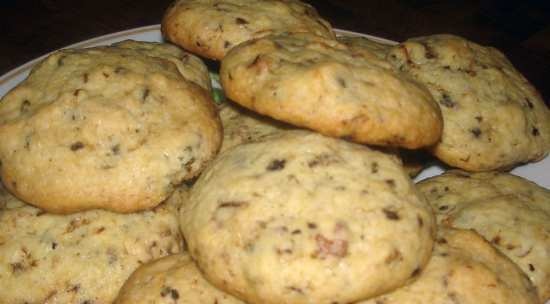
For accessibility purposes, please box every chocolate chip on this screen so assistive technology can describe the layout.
[475,116,483,122]
[411,267,421,277]
[266,159,286,171]
[382,208,400,220]
[235,17,249,24]
[219,201,247,208]
[224,41,231,48]
[142,88,150,101]
[111,144,120,155]
[532,127,540,136]
[371,162,379,174]
[307,222,317,229]
[336,77,347,88]
[20,100,31,113]
[529,264,535,272]
[470,128,482,138]
[57,55,66,66]
[70,141,85,151]
[439,93,455,108]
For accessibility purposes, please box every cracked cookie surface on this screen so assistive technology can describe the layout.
[0,42,222,213]
[162,0,335,60]
[387,34,550,171]
[180,130,435,304]
[418,170,550,302]
[220,33,442,148]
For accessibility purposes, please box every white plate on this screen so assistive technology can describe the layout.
[0,25,548,189]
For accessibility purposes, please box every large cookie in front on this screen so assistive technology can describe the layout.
[180,130,435,304]
[360,228,539,304]
[0,184,184,304]
[115,253,245,304]
[418,170,550,302]
[0,43,222,213]
[220,33,442,148]
[387,34,550,171]
[161,0,335,60]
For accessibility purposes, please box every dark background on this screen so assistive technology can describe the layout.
[0,0,549,102]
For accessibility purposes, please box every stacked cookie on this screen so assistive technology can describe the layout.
[0,40,222,302]
[0,0,549,303]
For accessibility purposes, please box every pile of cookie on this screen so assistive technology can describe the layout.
[0,0,549,303]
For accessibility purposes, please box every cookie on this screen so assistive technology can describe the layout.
[0,43,222,213]
[360,228,539,304]
[180,130,435,304]
[218,101,292,153]
[115,253,245,304]
[418,170,550,302]
[220,32,442,149]
[161,0,335,60]
[387,34,550,171]
[112,39,213,91]
[337,35,393,61]
[0,183,185,304]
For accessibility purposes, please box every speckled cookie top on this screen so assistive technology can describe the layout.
[112,39,212,91]
[220,32,442,148]
[162,0,335,60]
[360,228,540,304]
[387,34,550,171]
[0,44,222,213]
[0,184,184,304]
[181,130,435,304]
[418,170,550,302]
[115,253,245,304]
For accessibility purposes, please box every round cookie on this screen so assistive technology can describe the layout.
[220,32,442,149]
[115,253,245,304]
[218,101,292,153]
[387,34,550,171]
[360,228,539,304]
[112,39,213,91]
[180,130,435,304]
[0,183,185,304]
[0,43,222,213]
[417,170,550,302]
[161,0,335,60]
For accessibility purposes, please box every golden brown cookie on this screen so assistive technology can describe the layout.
[387,34,550,171]
[115,253,245,304]
[418,170,550,302]
[162,0,335,60]
[0,183,185,304]
[220,32,442,149]
[0,43,222,213]
[360,228,540,304]
[181,130,435,304]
